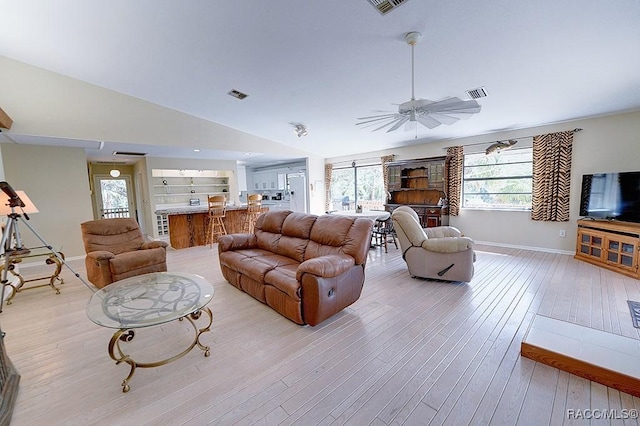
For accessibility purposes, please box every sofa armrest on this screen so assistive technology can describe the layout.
[296,254,356,281]
[85,250,115,289]
[421,237,474,253]
[424,226,462,238]
[86,250,115,261]
[217,234,258,252]
[141,241,168,250]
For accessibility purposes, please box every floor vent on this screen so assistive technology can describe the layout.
[466,87,489,99]
[366,0,412,15]
[228,89,249,100]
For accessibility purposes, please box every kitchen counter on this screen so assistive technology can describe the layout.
[155,204,250,215]
[156,205,269,249]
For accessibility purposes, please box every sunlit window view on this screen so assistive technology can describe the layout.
[330,165,385,212]
[100,179,130,218]
[463,148,533,209]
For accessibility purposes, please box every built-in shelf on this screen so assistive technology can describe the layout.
[151,169,232,239]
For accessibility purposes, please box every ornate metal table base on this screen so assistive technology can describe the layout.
[1,251,64,305]
[108,307,213,392]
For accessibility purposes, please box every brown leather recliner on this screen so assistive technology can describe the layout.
[80,218,169,288]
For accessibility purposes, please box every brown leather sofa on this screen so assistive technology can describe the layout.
[81,218,169,288]
[217,210,374,326]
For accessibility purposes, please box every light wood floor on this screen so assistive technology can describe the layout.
[2,242,639,425]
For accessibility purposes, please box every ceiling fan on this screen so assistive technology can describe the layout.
[356,31,482,133]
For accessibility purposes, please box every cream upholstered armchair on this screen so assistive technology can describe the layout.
[391,208,475,282]
[81,218,168,288]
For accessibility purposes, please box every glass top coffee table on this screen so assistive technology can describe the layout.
[86,271,214,392]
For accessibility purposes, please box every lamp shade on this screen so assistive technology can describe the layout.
[0,190,39,215]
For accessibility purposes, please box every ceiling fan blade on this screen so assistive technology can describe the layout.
[372,118,401,132]
[428,97,481,114]
[356,115,400,126]
[428,112,459,125]
[416,114,441,129]
[356,113,397,120]
[386,117,410,132]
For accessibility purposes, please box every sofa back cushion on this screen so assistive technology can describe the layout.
[255,210,290,253]
[81,217,145,255]
[306,215,372,265]
[279,213,317,262]
[253,211,373,266]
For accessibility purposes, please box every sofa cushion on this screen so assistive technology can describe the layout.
[282,212,317,239]
[232,252,298,284]
[305,215,373,265]
[264,264,300,300]
[218,248,273,272]
[109,247,165,275]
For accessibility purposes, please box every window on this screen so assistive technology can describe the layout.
[463,148,533,209]
[330,164,385,212]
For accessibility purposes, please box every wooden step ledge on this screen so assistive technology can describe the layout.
[521,315,640,397]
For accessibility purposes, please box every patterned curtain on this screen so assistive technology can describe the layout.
[381,154,394,200]
[324,163,333,212]
[531,130,574,221]
[446,146,463,216]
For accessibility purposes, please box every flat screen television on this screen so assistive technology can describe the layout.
[579,171,640,223]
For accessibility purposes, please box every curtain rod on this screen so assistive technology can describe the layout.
[331,155,387,167]
[442,128,583,150]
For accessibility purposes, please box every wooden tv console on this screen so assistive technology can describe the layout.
[575,219,640,279]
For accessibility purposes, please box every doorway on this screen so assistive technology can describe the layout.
[94,175,134,219]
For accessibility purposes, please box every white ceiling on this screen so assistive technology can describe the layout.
[0,0,639,166]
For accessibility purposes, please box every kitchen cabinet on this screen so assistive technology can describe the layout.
[253,170,284,190]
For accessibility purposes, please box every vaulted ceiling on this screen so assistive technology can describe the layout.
[0,1,639,165]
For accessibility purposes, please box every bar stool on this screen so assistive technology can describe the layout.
[206,195,227,247]
[372,213,398,253]
[242,194,262,233]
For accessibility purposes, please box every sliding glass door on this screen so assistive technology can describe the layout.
[330,164,385,212]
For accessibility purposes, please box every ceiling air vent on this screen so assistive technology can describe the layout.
[366,0,412,15]
[95,160,127,165]
[227,89,249,100]
[112,151,147,157]
[466,87,489,99]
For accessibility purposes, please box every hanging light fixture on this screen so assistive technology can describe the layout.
[109,160,120,177]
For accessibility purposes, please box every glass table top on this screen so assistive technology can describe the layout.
[86,272,214,329]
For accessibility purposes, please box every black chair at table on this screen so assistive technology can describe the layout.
[372,213,398,253]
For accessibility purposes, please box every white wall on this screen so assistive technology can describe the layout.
[306,156,326,215]
[1,144,94,257]
[327,111,640,253]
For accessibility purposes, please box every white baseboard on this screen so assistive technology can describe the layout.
[475,240,574,256]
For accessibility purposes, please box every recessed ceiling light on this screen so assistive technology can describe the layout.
[193,149,200,152]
